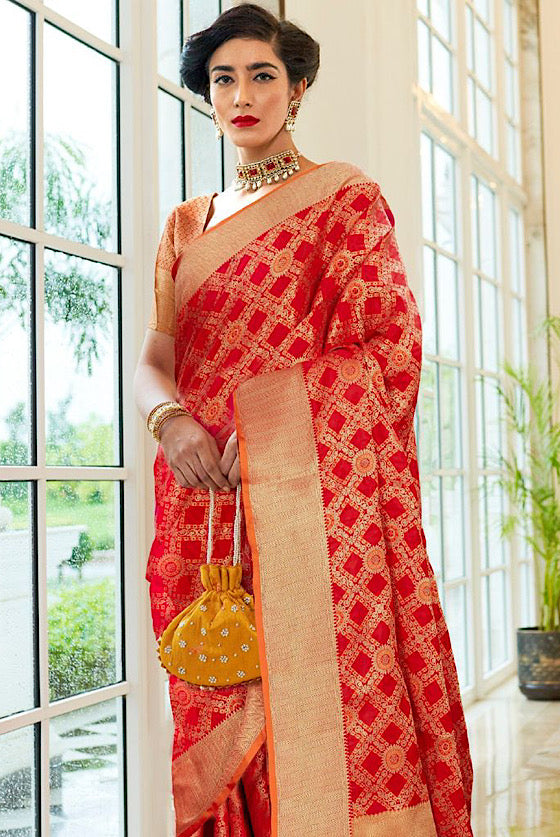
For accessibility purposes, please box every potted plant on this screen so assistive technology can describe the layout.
[494,314,560,700]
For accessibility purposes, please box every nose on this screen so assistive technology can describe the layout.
[234,79,252,108]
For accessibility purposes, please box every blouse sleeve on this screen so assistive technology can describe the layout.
[147,209,177,337]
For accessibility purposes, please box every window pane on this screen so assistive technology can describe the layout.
[509,207,524,295]
[466,6,474,72]
[480,278,499,371]
[444,584,469,688]
[188,0,220,35]
[439,364,461,469]
[503,0,517,59]
[190,108,221,197]
[479,476,489,568]
[417,19,431,92]
[45,0,116,44]
[432,36,453,112]
[442,474,465,580]
[505,60,516,120]
[420,132,434,242]
[418,0,429,15]
[0,0,32,226]
[47,481,122,702]
[488,570,508,669]
[421,476,443,576]
[158,90,184,231]
[434,143,456,252]
[475,86,493,155]
[419,359,438,473]
[471,176,479,270]
[0,482,35,718]
[467,76,476,138]
[44,25,118,251]
[474,18,491,89]
[431,0,451,41]
[44,251,119,467]
[507,122,520,181]
[158,0,182,83]
[511,297,526,368]
[473,0,490,24]
[50,699,123,834]
[422,246,437,355]
[0,236,32,465]
[486,475,506,568]
[437,253,459,359]
[478,180,496,277]
[482,374,502,467]
[0,725,37,832]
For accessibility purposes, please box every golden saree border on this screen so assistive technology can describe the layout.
[234,364,351,837]
[175,160,372,307]
[353,802,437,837]
[173,680,266,836]
[147,265,176,336]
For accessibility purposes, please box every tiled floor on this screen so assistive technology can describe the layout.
[465,675,560,836]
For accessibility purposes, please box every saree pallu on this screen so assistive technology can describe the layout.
[146,161,474,837]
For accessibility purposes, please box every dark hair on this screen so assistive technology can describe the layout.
[180,3,320,105]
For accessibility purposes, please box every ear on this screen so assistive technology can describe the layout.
[291,77,307,100]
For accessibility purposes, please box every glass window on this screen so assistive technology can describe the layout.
[0,482,35,719]
[465,2,495,155]
[0,725,37,831]
[50,699,124,833]
[158,91,185,230]
[0,236,33,465]
[190,107,222,198]
[44,25,119,251]
[47,481,122,702]
[44,252,121,467]
[417,0,455,114]
[158,0,182,83]
[0,0,32,227]
[45,0,117,44]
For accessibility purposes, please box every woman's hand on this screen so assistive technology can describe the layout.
[220,430,240,487]
[159,414,230,491]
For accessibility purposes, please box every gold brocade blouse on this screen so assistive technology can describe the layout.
[148,194,215,337]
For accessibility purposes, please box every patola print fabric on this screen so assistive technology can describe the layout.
[146,161,474,837]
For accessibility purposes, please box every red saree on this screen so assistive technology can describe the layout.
[146,161,474,837]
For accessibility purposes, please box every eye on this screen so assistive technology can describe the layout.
[213,75,232,84]
[255,72,274,80]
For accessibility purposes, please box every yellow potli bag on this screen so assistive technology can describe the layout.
[158,484,261,688]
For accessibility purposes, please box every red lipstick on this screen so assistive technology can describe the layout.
[231,115,260,126]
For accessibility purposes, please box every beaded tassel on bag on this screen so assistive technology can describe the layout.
[158,484,261,688]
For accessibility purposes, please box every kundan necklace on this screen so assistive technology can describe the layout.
[232,149,301,192]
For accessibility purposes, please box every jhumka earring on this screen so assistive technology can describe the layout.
[210,109,223,140]
[284,98,301,132]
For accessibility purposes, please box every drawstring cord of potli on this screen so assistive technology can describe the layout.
[206,484,242,565]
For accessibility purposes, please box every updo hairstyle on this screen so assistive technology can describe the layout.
[180,3,320,105]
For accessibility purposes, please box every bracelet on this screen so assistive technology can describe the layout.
[147,401,191,442]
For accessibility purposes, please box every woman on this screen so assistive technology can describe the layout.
[134,4,474,836]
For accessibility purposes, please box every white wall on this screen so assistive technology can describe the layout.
[284,0,423,301]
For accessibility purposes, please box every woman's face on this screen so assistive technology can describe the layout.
[208,37,305,149]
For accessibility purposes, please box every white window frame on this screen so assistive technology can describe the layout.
[414,0,534,703]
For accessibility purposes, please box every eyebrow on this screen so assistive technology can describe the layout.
[209,61,279,74]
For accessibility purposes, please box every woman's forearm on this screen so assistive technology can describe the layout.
[134,361,177,421]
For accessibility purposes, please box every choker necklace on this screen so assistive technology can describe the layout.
[232,149,301,192]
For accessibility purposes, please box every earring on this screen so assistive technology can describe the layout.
[284,99,301,132]
[210,109,223,140]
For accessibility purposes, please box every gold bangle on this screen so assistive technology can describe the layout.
[146,401,176,432]
[147,401,190,442]
[152,408,189,442]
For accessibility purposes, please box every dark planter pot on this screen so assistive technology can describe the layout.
[517,627,560,700]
